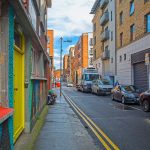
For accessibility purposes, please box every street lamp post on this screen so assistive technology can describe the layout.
[60,37,72,97]
[60,37,63,97]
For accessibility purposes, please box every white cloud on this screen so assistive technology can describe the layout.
[47,0,95,37]
[54,49,66,69]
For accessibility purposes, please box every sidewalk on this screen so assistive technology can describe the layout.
[34,89,98,150]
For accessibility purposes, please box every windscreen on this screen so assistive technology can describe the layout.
[85,74,99,81]
[122,85,136,92]
[99,79,110,85]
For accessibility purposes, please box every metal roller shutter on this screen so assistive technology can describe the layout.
[134,62,148,91]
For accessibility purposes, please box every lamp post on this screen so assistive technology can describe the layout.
[60,37,63,97]
[60,37,72,97]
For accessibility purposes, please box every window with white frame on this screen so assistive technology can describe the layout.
[29,0,37,30]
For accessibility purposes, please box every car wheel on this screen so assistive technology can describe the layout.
[82,87,85,93]
[96,90,99,95]
[111,94,114,100]
[143,100,150,112]
[121,96,126,104]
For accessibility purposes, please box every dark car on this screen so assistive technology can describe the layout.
[139,90,150,112]
[111,85,140,104]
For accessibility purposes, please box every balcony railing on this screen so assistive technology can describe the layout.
[100,11,109,26]
[102,50,110,60]
[100,0,109,9]
[101,30,109,41]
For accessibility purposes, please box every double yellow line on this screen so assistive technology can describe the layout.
[63,93,120,150]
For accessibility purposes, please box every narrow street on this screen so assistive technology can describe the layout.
[34,89,98,150]
[63,86,150,150]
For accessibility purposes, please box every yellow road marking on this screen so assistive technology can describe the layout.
[65,95,111,150]
[64,93,120,150]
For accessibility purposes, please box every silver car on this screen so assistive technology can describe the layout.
[91,79,113,95]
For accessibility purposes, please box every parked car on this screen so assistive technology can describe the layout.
[91,79,113,95]
[139,90,150,112]
[111,85,140,104]
[67,82,73,87]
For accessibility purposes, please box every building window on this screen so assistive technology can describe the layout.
[120,11,123,25]
[145,13,150,32]
[90,48,93,55]
[94,49,96,59]
[47,48,50,53]
[111,31,113,41]
[111,11,113,21]
[47,36,50,44]
[90,38,93,46]
[105,45,108,52]
[130,0,134,16]
[120,55,122,62]
[120,32,123,47]
[90,57,93,65]
[14,30,22,49]
[119,0,122,3]
[94,36,96,45]
[124,54,126,60]
[105,26,108,32]
[130,24,135,41]
[111,58,113,63]
[93,23,96,32]
[29,0,37,30]
[144,0,150,3]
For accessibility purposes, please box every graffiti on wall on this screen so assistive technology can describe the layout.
[31,80,46,125]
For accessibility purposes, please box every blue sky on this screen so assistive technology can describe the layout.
[47,0,95,69]
[53,36,79,69]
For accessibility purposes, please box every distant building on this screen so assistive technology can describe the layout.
[74,32,94,84]
[63,54,69,82]
[47,30,54,89]
[90,0,116,79]
[68,47,75,83]
[116,0,150,91]
[54,69,61,81]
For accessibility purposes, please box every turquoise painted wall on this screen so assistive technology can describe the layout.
[8,4,14,150]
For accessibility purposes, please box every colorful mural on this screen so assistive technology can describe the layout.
[31,80,47,128]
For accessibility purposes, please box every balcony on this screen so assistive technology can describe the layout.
[100,11,109,26]
[102,50,110,60]
[101,30,109,41]
[100,0,109,9]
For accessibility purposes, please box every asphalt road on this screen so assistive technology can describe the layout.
[63,86,150,150]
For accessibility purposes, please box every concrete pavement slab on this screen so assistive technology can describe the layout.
[34,89,98,150]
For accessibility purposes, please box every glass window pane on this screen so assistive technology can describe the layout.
[130,1,134,15]
[147,14,150,32]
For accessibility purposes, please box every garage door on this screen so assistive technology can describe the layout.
[134,62,148,91]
